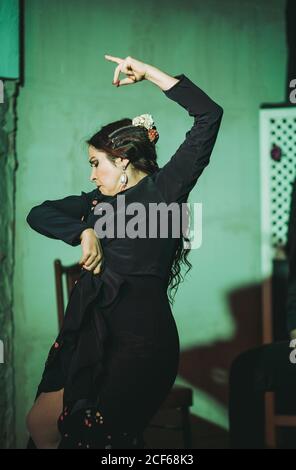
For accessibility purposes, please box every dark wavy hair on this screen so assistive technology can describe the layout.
[86,118,192,305]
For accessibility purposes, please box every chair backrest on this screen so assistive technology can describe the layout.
[54,259,81,331]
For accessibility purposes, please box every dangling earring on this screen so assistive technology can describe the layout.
[120,165,128,188]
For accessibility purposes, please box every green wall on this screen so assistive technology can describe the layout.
[14,0,286,447]
[0,0,19,79]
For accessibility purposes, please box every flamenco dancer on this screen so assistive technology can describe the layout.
[25,55,223,449]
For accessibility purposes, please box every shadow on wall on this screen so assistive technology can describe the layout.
[177,282,262,445]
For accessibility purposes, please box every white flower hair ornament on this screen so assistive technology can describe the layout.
[132,113,154,129]
[132,113,159,144]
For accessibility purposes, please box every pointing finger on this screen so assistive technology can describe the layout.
[104,54,123,64]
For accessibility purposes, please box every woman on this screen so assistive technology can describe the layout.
[25,55,223,449]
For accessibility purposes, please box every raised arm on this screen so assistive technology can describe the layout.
[153,73,223,204]
[103,56,223,204]
[26,188,99,246]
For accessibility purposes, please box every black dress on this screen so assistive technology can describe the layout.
[26,74,223,449]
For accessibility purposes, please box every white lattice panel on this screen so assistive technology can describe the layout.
[260,107,296,277]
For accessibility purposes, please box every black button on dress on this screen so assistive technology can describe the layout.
[25,74,223,449]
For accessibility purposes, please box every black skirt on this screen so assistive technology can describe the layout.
[26,269,180,449]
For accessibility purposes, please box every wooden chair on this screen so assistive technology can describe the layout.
[54,258,194,448]
[54,259,81,331]
[262,257,296,448]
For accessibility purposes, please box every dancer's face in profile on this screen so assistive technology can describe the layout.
[88,145,128,196]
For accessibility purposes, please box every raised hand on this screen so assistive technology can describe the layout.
[104,54,148,87]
